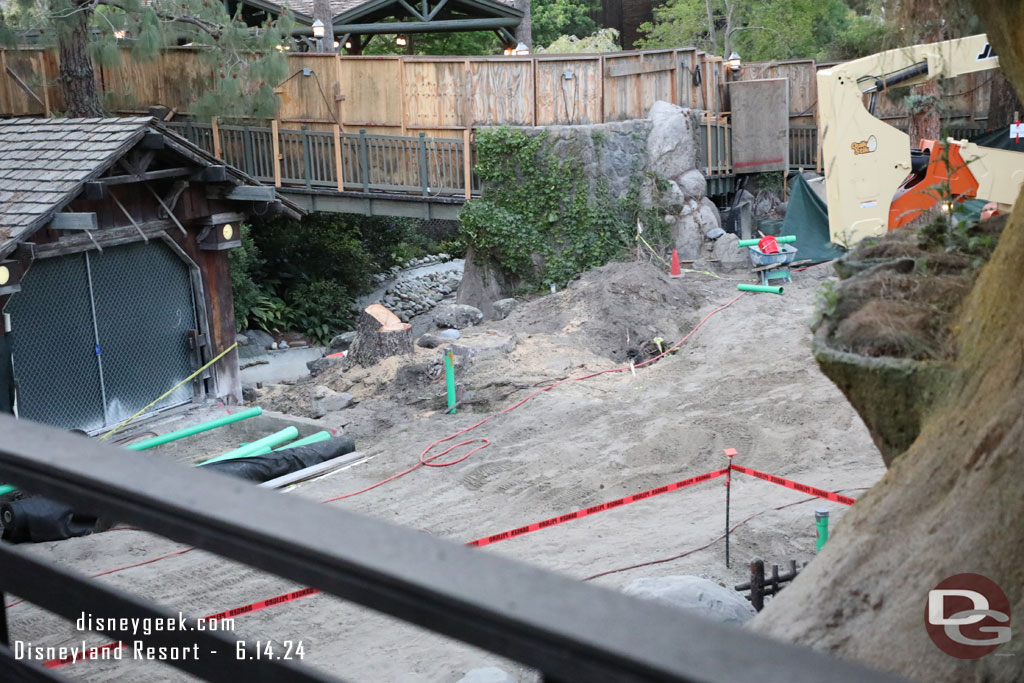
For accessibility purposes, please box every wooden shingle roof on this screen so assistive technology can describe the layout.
[0,117,152,253]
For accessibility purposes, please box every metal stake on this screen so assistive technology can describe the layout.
[723,448,737,568]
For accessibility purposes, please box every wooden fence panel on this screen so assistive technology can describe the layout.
[469,60,533,126]
[276,54,338,124]
[337,57,404,129]
[535,57,602,125]
[738,59,817,124]
[0,49,52,116]
[404,59,467,129]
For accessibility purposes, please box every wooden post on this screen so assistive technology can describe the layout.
[211,116,222,159]
[463,127,471,200]
[531,57,538,126]
[417,131,429,196]
[750,558,765,612]
[271,118,282,188]
[670,50,678,106]
[724,115,731,173]
[358,129,370,192]
[0,50,10,113]
[333,123,345,192]
[399,57,408,135]
[463,58,472,130]
[599,54,606,123]
[300,124,313,190]
[706,114,713,175]
[35,52,49,117]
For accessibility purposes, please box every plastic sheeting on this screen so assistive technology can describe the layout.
[0,435,357,543]
[202,435,356,482]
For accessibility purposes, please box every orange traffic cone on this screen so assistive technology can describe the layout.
[670,249,683,278]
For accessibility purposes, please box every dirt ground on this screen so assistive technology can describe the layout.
[7,261,886,682]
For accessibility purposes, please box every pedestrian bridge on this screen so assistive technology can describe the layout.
[166,116,735,220]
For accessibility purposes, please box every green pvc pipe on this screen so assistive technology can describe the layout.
[242,430,334,458]
[444,349,456,414]
[737,283,784,295]
[816,508,830,552]
[737,235,796,247]
[124,407,263,451]
[199,426,299,465]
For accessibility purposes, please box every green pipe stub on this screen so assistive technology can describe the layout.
[737,283,784,295]
[200,426,299,465]
[125,406,263,451]
[816,508,830,552]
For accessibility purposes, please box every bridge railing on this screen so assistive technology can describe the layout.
[165,121,478,198]
[0,415,902,682]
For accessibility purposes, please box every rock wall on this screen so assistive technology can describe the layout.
[459,101,734,316]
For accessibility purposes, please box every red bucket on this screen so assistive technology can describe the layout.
[758,235,780,255]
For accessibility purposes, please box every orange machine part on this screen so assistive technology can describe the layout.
[888,139,980,230]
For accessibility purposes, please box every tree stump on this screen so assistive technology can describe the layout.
[345,304,413,367]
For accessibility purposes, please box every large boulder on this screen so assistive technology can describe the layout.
[711,233,750,271]
[623,576,756,625]
[435,304,484,330]
[329,331,357,350]
[671,213,704,261]
[647,101,698,181]
[244,329,275,350]
[697,197,722,234]
[491,298,519,320]
[456,247,518,319]
[677,168,707,200]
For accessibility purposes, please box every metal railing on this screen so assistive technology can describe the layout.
[698,113,732,176]
[166,121,478,198]
[0,415,905,682]
[789,124,819,171]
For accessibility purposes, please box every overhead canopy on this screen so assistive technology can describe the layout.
[242,0,522,41]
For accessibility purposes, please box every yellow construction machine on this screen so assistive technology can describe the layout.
[817,34,1024,245]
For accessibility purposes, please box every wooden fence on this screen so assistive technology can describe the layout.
[0,47,729,139]
[167,121,478,197]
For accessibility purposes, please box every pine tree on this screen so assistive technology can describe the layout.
[1,0,294,118]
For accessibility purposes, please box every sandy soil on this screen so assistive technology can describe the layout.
[7,261,886,682]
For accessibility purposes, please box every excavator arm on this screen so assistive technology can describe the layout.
[817,34,1024,244]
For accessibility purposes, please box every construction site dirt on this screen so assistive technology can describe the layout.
[6,261,886,682]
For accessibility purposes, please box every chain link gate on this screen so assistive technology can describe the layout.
[4,241,199,432]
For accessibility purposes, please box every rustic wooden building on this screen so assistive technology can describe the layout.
[0,117,302,432]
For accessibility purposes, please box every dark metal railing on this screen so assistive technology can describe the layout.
[789,124,819,171]
[0,415,906,682]
[166,121,475,198]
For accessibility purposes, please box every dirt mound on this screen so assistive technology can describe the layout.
[504,261,707,362]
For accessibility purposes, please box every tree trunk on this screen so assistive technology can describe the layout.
[747,3,1024,680]
[346,304,413,367]
[312,0,336,52]
[57,0,104,118]
[514,0,532,50]
[987,70,1023,129]
[907,79,942,147]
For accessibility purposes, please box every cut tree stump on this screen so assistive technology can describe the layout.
[346,304,414,367]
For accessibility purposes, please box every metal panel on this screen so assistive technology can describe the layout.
[4,254,105,431]
[89,241,196,426]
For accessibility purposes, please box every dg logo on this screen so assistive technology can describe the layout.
[926,573,1011,659]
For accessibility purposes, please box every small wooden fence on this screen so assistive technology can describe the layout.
[699,113,732,176]
[167,121,479,197]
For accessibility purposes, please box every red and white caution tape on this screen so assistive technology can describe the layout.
[728,464,856,506]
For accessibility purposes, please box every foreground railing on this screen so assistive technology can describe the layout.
[165,121,479,199]
[0,415,906,682]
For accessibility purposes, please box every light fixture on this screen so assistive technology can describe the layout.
[395,35,408,47]
[275,44,285,52]
[503,47,513,55]
[199,214,245,251]
[514,42,529,55]
[726,51,742,73]
[311,19,325,39]
[333,40,340,48]
[344,41,352,49]
[113,29,126,40]
[0,259,24,295]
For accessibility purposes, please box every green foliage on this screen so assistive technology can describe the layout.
[532,0,602,47]
[638,0,856,60]
[459,126,669,289]
[7,0,293,119]
[231,212,443,341]
[539,28,620,54]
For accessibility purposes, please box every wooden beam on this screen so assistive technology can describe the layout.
[48,213,98,231]
[332,18,519,34]
[396,0,425,20]
[222,185,277,202]
[211,116,223,159]
[463,127,471,200]
[34,221,176,259]
[101,167,192,185]
[140,131,165,150]
[333,124,345,192]
[82,181,109,201]
[4,64,44,111]
[193,165,228,182]
[271,118,282,188]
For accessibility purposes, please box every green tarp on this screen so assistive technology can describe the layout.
[759,174,844,265]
